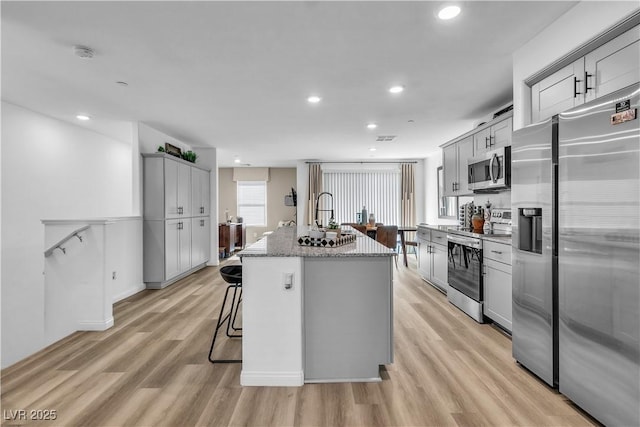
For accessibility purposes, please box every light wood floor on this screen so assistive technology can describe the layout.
[1,258,598,427]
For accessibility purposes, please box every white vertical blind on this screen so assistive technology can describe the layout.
[322,170,401,226]
[237,181,267,226]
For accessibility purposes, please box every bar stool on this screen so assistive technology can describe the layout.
[208,264,243,364]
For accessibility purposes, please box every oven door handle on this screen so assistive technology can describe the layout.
[447,234,481,248]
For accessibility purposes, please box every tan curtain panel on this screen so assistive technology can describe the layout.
[232,167,270,181]
[401,163,416,227]
[306,163,322,226]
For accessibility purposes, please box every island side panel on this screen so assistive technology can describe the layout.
[304,256,393,382]
[240,256,304,386]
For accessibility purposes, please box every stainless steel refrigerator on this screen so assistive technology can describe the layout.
[512,84,639,427]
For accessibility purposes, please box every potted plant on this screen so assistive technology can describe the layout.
[181,150,198,163]
[326,218,341,238]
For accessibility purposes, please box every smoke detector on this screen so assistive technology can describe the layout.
[73,45,95,59]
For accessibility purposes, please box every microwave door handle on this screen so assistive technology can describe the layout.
[489,154,496,183]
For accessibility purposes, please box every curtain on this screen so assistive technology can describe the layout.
[322,170,400,225]
[401,163,416,227]
[306,163,322,226]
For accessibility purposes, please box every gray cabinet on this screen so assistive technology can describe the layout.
[191,167,210,217]
[142,153,211,289]
[191,217,210,267]
[531,59,585,124]
[442,136,473,197]
[531,25,639,124]
[417,228,448,293]
[483,240,512,332]
[473,117,512,155]
[584,25,640,103]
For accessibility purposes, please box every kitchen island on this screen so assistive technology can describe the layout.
[238,226,395,386]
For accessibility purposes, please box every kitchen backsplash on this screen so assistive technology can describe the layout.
[474,190,511,210]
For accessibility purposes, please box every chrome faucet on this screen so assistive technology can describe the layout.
[314,191,334,227]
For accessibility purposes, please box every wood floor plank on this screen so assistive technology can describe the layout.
[1,262,599,427]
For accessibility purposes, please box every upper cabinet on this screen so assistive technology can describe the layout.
[584,25,640,103]
[442,135,473,197]
[191,167,210,217]
[441,110,513,197]
[473,116,512,155]
[531,24,639,124]
[164,159,192,219]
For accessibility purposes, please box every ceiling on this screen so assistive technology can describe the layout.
[1,1,577,167]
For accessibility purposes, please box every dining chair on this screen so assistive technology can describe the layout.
[376,225,399,268]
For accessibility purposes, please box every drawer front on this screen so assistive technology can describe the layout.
[431,230,447,246]
[417,228,430,241]
[484,240,512,265]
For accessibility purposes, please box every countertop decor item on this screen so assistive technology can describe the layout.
[164,142,182,158]
[326,218,341,237]
[471,213,484,232]
[297,233,356,248]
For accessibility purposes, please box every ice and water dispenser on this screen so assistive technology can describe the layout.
[518,208,542,254]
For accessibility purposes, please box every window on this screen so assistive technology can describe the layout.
[237,181,267,226]
[322,169,401,225]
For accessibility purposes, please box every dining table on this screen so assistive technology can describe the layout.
[363,225,418,267]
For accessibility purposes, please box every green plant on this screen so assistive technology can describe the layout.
[157,145,165,152]
[181,150,198,163]
[327,218,339,229]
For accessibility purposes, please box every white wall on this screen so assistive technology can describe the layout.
[1,102,134,368]
[513,1,639,129]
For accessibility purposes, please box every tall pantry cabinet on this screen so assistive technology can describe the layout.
[142,153,211,289]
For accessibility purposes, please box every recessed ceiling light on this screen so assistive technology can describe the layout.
[389,85,404,94]
[307,95,321,103]
[234,158,241,163]
[76,114,91,121]
[369,147,377,152]
[367,123,378,129]
[438,5,461,20]
[73,45,95,59]
[116,81,129,86]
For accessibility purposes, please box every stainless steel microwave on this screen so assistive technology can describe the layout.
[467,146,511,191]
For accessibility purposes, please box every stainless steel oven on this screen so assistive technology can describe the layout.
[447,233,484,322]
[468,146,511,191]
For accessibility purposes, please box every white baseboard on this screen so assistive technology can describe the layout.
[78,317,114,331]
[113,282,146,303]
[240,370,304,387]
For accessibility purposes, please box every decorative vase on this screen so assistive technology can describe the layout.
[368,213,375,226]
[471,214,484,232]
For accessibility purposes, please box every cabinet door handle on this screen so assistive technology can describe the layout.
[200,219,205,227]
[489,135,494,147]
[485,136,489,148]
[178,222,183,230]
[491,250,503,254]
[178,206,183,215]
[573,76,582,97]
[584,71,593,93]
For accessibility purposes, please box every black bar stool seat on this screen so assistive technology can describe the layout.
[208,264,243,364]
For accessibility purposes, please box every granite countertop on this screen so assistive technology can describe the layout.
[239,226,395,258]
[418,223,512,245]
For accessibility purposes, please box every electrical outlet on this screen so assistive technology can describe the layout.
[112,271,117,280]
[283,272,294,289]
